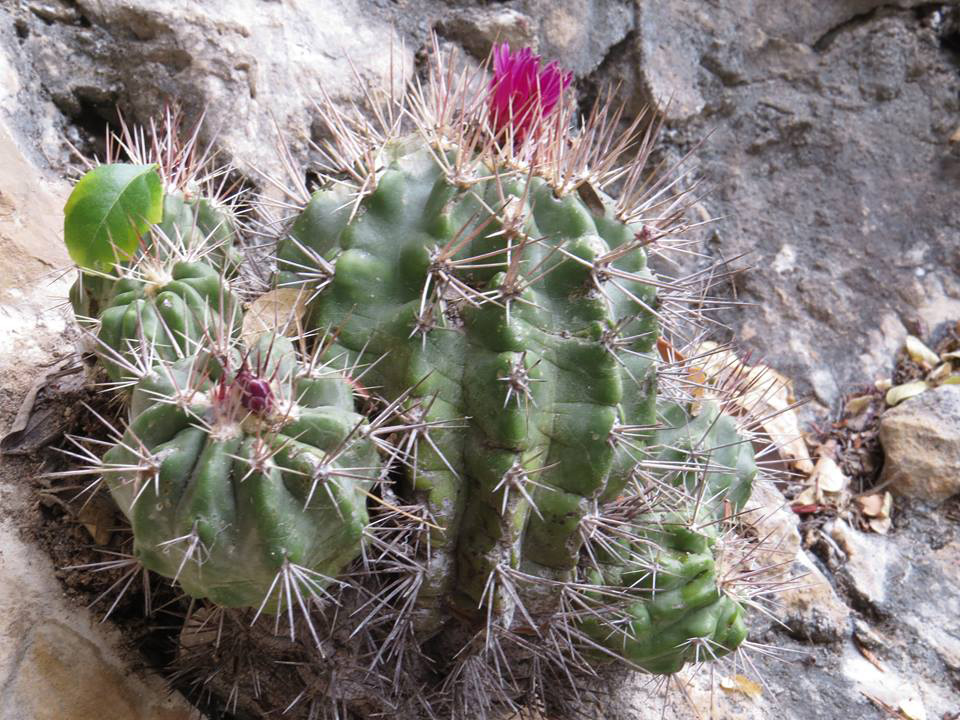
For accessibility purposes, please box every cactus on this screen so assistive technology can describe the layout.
[67,109,243,322]
[276,139,661,621]
[578,401,756,674]
[266,38,766,692]
[57,45,783,720]
[92,258,241,382]
[100,333,378,610]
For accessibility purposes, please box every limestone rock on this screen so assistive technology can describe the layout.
[744,479,849,643]
[438,7,539,60]
[532,0,635,77]
[440,0,637,78]
[634,4,960,410]
[8,0,412,178]
[1,622,198,720]
[830,520,901,612]
[879,385,960,502]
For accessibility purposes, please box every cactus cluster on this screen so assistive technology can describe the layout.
[59,46,780,720]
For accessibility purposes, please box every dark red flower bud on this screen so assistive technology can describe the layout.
[235,369,274,414]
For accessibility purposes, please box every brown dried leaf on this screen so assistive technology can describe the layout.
[845,394,874,416]
[242,288,306,344]
[811,455,848,494]
[719,674,763,700]
[868,516,892,535]
[76,495,115,546]
[857,493,885,517]
[905,335,939,367]
[885,381,929,406]
[694,342,813,474]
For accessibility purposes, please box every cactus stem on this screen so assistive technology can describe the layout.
[88,327,165,391]
[498,352,543,409]
[493,459,558,520]
[367,396,468,481]
[275,236,337,304]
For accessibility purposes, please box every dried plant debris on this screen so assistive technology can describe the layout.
[790,320,960,534]
[887,323,960,405]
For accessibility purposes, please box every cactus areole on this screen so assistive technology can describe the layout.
[61,45,775,719]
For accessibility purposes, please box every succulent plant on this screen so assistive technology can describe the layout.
[264,40,769,711]
[58,46,782,720]
[66,109,244,339]
[100,333,379,611]
[275,138,664,622]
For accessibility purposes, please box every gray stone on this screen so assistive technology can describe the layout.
[528,0,635,77]
[632,3,960,413]
[743,479,850,643]
[438,7,539,60]
[879,385,960,502]
[1,622,199,720]
[829,519,901,611]
[6,0,413,178]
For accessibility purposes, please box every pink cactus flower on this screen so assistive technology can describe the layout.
[489,43,573,145]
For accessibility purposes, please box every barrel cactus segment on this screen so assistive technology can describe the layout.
[271,38,764,686]
[575,399,756,674]
[276,140,661,620]
[93,257,241,384]
[100,333,379,617]
[67,108,244,322]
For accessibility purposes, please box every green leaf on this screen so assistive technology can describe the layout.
[64,163,164,270]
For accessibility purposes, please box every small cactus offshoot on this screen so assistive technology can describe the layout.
[56,44,791,720]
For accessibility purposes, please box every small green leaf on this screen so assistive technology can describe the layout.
[64,163,164,270]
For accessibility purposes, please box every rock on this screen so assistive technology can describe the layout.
[900,539,960,672]
[829,520,901,612]
[852,618,890,653]
[840,643,929,720]
[0,113,73,420]
[529,0,635,77]
[438,7,539,60]
[1,622,198,720]
[635,3,711,121]
[743,479,849,642]
[7,0,412,178]
[782,550,850,643]
[635,4,960,412]
[878,385,960,502]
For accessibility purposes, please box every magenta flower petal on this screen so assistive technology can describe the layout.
[489,43,573,144]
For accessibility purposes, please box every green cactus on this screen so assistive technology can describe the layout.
[63,157,246,382]
[270,125,760,681]
[277,139,661,619]
[101,333,378,608]
[57,46,778,720]
[94,259,240,382]
[578,401,756,673]
[68,170,243,321]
